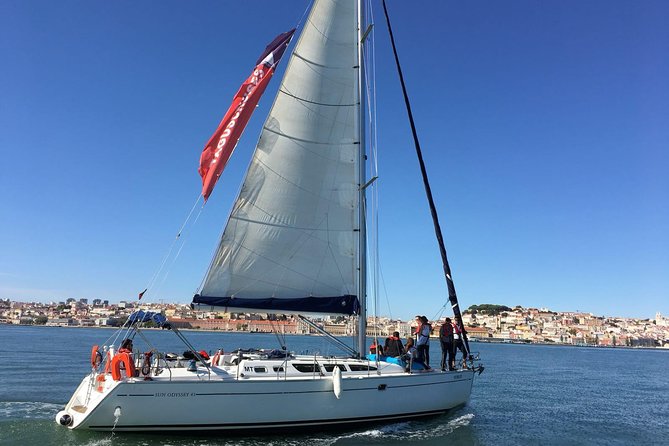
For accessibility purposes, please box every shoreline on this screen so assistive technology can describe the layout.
[2,323,667,351]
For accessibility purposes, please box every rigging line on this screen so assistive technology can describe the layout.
[134,329,159,355]
[367,0,381,329]
[116,321,134,350]
[103,327,125,353]
[361,0,381,340]
[321,214,355,297]
[379,265,393,320]
[109,315,137,348]
[153,204,205,298]
[296,0,313,30]
[143,194,203,299]
[381,0,471,358]
[99,311,140,346]
[298,315,358,357]
[268,319,287,350]
[432,307,446,325]
[355,0,368,358]
[100,330,119,349]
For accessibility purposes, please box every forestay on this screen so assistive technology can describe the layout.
[194,0,361,315]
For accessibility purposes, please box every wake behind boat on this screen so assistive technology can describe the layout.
[57,0,483,432]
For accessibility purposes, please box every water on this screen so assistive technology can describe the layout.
[0,325,667,445]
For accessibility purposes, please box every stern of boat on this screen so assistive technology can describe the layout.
[56,372,120,429]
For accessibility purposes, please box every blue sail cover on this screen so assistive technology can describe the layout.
[127,310,170,328]
[192,294,359,315]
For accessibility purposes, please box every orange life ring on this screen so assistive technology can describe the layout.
[111,352,137,381]
[90,345,103,368]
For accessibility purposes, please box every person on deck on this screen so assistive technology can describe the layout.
[383,331,404,357]
[403,337,426,371]
[453,315,469,369]
[439,317,455,371]
[117,338,137,377]
[369,340,383,356]
[416,316,432,369]
[119,338,134,354]
[414,316,422,356]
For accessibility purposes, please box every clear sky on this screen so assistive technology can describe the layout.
[1,0,667,320]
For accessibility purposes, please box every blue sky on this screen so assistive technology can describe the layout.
[1,0,667,320]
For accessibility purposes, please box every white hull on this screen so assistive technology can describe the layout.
[60,356,475,432]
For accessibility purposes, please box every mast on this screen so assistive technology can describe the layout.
[356,0,367,357]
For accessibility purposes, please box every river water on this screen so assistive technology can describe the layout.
[0,324,667,445]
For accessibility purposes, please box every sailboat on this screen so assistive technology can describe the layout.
[56,0,482,432]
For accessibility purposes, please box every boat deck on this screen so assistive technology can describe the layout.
[140,352,434,382]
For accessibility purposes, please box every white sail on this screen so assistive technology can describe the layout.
[195,0,361,315]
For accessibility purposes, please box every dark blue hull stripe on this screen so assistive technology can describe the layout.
[88,408,450,430]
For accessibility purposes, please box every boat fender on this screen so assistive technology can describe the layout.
[90,345,102,369]
[333,367,342,399]
[110,352,136,381]
[104,347,114,374]
[95,374,106,392]
[211,350,222,367]
[56,410,72,426]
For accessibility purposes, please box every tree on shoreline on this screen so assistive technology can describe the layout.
[466,304,512,316]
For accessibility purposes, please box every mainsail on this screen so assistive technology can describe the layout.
[194,0,361,315]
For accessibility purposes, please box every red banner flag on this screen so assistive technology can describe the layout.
[138,289,147,300]
[199,29,295,201]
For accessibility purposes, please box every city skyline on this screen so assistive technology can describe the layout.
[2,297,664,323]
[1,0,667,320]
[3,298,667,350]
